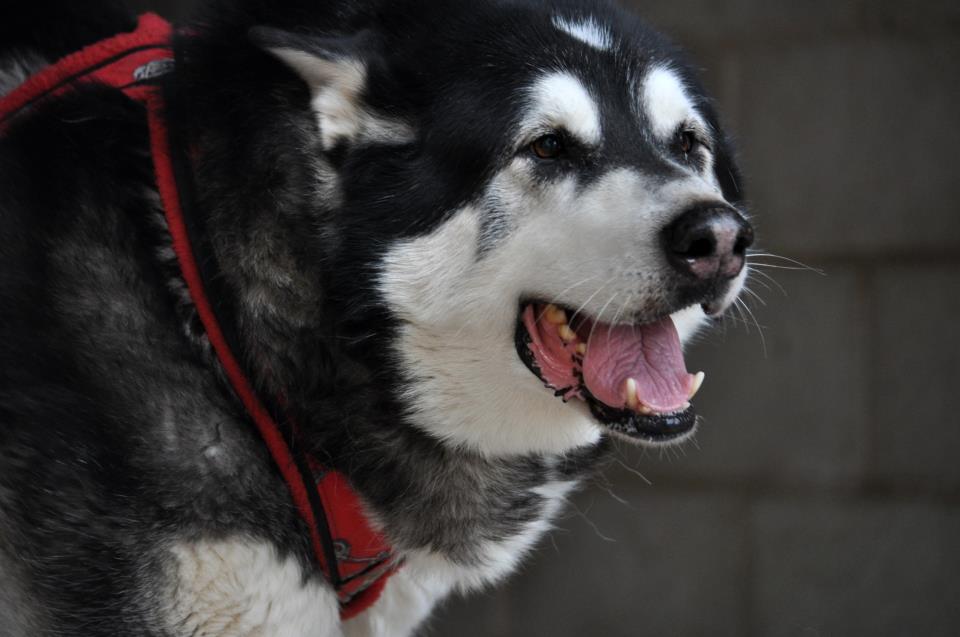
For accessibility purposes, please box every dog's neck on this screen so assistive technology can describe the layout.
[160,38,609,562]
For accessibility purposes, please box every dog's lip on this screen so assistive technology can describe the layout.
[584,396,697,441]
[514,301,701,442]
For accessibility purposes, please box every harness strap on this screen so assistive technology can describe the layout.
[0,13,396,619]
[0,14,172,125]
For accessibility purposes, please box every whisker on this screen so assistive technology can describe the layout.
[741,285,767,307]
[748,267,788,296]
[534,275,601,324]
[614,458,652,486]
[598,484,635,508]
[737,297,768,356]
[607,292,633,340]
[749,262,825,274]
[722,311,753,329]
[569,277,617,327]
[588,292,621,344]
[747,252,825,276]
[732,297,750,334]
[570,501,617,543]
[748,276,774,292]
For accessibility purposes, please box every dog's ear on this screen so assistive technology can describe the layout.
[250,27,383,150]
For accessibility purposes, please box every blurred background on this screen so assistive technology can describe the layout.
[134,0,960,634]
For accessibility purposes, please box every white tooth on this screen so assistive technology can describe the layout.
[639,403,654,415]
[688,371,705,399]
[545,304,567,325]
[576,343,587,356]
[558,324,577,342]
[625,378,638,410]
[682,401,691,410]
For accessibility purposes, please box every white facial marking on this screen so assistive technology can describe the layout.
[168,539,341,636]
[551,15,613,51]
[379,149,739,456]
[641,66,721,186]
[267,48,415,150]
[380,206,602,456]
[525,71,601,145]
[378,57,741,457]
[642,65,699,139]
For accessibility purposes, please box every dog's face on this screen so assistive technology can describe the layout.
[256,0,752,456]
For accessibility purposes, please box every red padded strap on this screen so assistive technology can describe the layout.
[0,13,398,618]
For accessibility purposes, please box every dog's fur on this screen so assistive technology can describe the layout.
[0,0,748,634]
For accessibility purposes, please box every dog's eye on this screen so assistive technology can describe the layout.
[677,130,698,154]
[530,134,564,160]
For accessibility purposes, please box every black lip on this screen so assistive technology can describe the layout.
[514,306,697,442]
[584,395,697,441]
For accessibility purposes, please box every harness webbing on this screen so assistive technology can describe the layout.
[0,13,397,619]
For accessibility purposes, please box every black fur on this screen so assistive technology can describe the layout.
[0,0,741,633]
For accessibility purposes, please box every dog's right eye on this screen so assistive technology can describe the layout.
[678,130,697,154]
[530,134,564,160]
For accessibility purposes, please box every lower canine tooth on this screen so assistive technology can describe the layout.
[545,305,567,325]
[558,324,577,342]
[689,371,706,399]
[576,343,587,355]
[625,378,638,410]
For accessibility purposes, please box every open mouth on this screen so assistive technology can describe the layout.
[515,302,703,443]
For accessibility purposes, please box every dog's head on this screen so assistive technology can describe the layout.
[247,0,752,456]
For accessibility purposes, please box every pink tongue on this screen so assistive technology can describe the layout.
[581,318,692,412]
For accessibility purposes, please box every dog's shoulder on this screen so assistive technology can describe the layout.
[0,81,315,637]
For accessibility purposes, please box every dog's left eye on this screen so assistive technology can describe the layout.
[530,134,564,160]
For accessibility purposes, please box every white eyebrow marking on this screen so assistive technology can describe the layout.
[524,71,601,144]
[551,15,613,51]
[642,65,699,139]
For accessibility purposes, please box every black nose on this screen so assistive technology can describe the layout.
[663,205,754,280]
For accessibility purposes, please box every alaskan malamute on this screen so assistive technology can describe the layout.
[0,0,753,634]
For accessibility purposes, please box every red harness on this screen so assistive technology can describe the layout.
[0,13,397,619]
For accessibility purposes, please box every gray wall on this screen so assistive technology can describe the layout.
[135,1,960,635]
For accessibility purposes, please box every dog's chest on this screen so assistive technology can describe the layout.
[166,479,577,637]
[426,478,578,587]
[345,477,580,636]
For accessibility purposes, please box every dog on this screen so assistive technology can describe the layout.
[0,0,753,634]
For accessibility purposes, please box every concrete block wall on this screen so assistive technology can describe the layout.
[134,1,960,634]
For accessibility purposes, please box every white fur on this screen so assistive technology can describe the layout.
[671,303,710,343]
[380,159,725,456]
[524,72,602,145]
[642,65,700,139]
[551,15,614,51]
[345,480,576,637]
[641,65,720,189]
[166,487,578,637]
[342,563,448,637]
[168,539,342,637]
[267,49,415,150]
[381,205,602,455]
